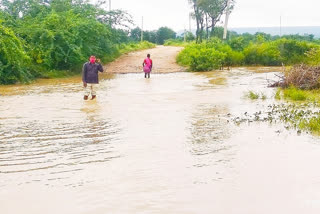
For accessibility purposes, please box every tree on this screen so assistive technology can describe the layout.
[156,27,176,45]
[188,0,235,42]
[0,0,136,84]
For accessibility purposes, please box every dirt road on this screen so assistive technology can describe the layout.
[105,45,185,73]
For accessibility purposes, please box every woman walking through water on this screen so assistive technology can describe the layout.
[143,54,153,78]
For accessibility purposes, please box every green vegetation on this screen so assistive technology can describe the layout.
[275,86,320,103]
[246,91,259,100]
[0,0,156,84]
[283,87,307,101]
[189,0,235,43]
[244,91,267,100]
[130,27,176,45]
[164,39,190,47]
[275,89,281,100]
[175,32,320,71]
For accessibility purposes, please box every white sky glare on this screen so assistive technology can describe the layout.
[109,0,320,31]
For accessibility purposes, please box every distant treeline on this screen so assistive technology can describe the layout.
[168,28,320,71]
[129,27,177,45]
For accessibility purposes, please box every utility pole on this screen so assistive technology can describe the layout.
[189,12,192,32]
[223,0,231,40]
[280,15,282,37]
[109,0,111,11]
[141,16,144,42]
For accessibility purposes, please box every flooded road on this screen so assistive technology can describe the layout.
[1,68,320,214]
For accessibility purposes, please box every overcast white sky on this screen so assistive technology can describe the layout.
[108,0,320,31]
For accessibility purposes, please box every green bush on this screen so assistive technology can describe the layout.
[177,43,226,71]
[190,47,226,71]
[0,24,32,84]
[305,48,320,66]
[177,41,243,70]
[178,36,320,71]
[243,42,281,66]
[275,39,314,64]
[0,1,157,84]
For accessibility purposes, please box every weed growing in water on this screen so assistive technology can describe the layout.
[261,93,267,100]
[275,88,281,100]
[245,91,267,100]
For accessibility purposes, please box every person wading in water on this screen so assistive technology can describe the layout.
[82,55,104,100]
[143,54,153,78]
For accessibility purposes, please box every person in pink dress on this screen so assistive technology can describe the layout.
[143,54,153,78]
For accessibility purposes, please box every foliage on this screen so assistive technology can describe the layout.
[0,0,156,84]
[177,39,244,71]
[164,39,189,47]
[130,26,176,45]
[177,32,320,71]
[189,0,235,43]
[0,23,31,84]
[243,42,281,66]
[156,27,176,45]
[305,48,320,66]
[118,41,155,55]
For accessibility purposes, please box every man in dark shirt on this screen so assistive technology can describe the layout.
[82,55,104,100]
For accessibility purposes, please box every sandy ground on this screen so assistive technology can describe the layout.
[104,45,185,73]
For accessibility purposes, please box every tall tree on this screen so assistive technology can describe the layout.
[189,0,235,42]
[156,27,176,45]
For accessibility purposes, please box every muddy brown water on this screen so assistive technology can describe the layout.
[1,51,320,213]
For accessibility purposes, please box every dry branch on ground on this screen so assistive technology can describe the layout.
[269,64,320,89]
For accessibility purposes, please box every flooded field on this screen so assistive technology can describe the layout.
[1,68,320,214]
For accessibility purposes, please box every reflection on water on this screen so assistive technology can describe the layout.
[1,69,320,214]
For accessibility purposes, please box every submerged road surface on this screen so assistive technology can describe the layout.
[1,47,320,214]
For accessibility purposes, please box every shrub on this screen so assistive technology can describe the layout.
[0,24,32,84]
[244,42,281,66]
[177,43,227,71]
[190,47,226,71]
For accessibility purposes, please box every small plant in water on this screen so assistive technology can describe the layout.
[246,91,260,100]
[245,91,267,100]
[275,88,281,100]
[261,92,267,100]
